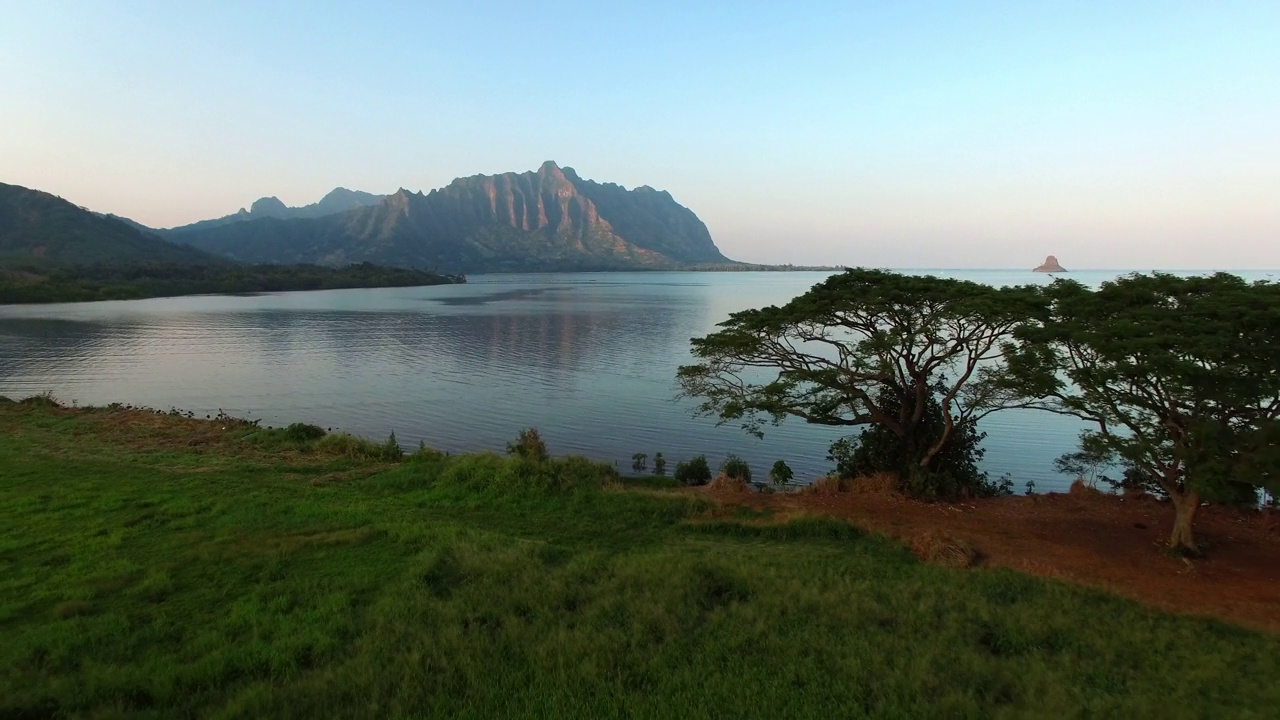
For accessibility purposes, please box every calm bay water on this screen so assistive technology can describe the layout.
[2,269,1274,491]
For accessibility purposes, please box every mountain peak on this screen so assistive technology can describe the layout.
[249,196,289,218]
[537,160,565,180]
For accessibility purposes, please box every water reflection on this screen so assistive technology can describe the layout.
[7,270,1252,489]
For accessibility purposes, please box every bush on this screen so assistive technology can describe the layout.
[381,431,404,461]
[410,441,447,464]
[283,423,327,442]
[507,428,549,462]
[827,391,1000,501]
[720,455,751,482]
[769,460,794,488]
[437,452,617,494]
[19,392,60,408]
[0,395,14,405]
[674,455,713,486]
[316,432,403,461]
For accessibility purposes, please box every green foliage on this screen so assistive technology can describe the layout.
[381,431,404,461]
[720,454,751,482]
[769,460,793,488]
[432,452,619,494]
[18,392,61,408]
[678,268,1044,476]
[653,452,667,476]
[631,452,647,473]
[0,261,462,305]
[316,432,401,461]
[284,422,327,443]
[1052,443,1114,489]
[3,402,1280,717]
[1007,273,1280,550]
[674,455,713,486]
[827,389,998,500]
[506,428,549,462]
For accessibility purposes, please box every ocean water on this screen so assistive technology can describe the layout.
[2,269,1274,490]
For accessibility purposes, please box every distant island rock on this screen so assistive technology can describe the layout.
[1033,255,1066,273]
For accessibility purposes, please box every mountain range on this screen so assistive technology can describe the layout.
[160,161,733,271]
[2,162,735,282]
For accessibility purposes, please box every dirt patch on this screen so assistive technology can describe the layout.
[696,485,1280,633]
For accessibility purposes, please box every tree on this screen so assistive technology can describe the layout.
[653,452,667,476]
[825,388,998,499]
[677,269,1044,485]
[631,452,648,473]
[507,428,549,462]
[1006,273,1280,553]
[720,455,751,482]
[674,455,712,486]
[769,460,794,488]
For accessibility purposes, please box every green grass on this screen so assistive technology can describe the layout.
[1,402,1278,718]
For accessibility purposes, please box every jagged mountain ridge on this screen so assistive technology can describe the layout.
[172,162,733,271]
[0,182,213,267]
[166,187,386,234]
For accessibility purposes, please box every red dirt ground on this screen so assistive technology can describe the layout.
[698,485,1280,633]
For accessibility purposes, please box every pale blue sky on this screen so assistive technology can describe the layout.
[2,1,1277,267]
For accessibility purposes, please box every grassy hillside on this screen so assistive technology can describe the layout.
[1,400,1277,718]
[0,182,212,267]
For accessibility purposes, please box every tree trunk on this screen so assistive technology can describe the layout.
[1168,488,1201,555]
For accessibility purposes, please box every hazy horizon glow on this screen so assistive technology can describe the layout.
[2,2,1277,268]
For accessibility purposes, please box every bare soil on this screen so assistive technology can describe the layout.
[698,485,1280,633]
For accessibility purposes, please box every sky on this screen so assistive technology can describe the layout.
[1,1,1277,268]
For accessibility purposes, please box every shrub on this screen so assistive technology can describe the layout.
[0,395,14,405]
[653,452,667,476]
[707,473,749,492]
[827,392,1000,501]
[437,452,616,493]
[769,460,793,488]
[283,423,327,443]
[674,455,712,486]
[410,441,447,463]
[19,392,60,408]
[720,455,751,482]
[507,428,549,462]
[381,431,404,461]
[316,432,403,461]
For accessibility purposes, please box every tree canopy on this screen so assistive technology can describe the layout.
[1005,272,1280,552]
[677,269,1046,485]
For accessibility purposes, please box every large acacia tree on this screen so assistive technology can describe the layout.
[677,269,1046,479]
[1006,273,1280,553]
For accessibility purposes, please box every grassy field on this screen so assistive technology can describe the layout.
[1,399,1278,718]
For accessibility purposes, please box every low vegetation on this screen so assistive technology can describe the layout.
[0,261,463,304]
[2,399,1279,717]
